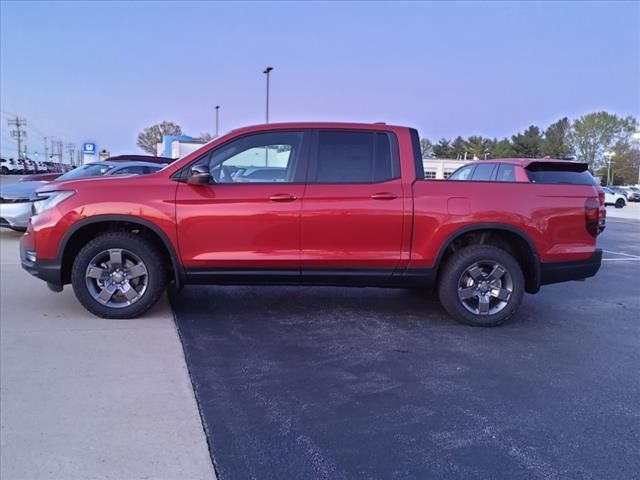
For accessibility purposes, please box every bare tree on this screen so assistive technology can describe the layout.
[136,121,183,155]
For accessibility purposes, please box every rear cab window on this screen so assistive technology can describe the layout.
[526,162,596,185]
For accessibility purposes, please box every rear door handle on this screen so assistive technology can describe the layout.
[370,192,398,200]
[269,193,298,202]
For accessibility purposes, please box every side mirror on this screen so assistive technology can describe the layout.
[187,165,211,185]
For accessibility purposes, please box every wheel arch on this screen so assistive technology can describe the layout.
[434,223,541,294]
[57,215,183,288]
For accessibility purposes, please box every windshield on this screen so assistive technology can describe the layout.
[56,164,115,181]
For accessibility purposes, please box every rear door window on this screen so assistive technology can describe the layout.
[471,163,496,181]
[496,164,516,182]
[311,131,399,183]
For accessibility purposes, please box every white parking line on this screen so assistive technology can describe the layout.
[602,249,640,259]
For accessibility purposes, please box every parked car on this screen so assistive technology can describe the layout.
[1,158,21,175]
[1,160,166,231]
[21,122,604,327]
[602,187,626,208]
[621,186,640,202]
[607,185,631,200]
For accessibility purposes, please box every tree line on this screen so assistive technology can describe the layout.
[421,111,639,185]
[136,111,639,185]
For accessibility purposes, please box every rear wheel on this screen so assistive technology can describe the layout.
[615,198,625,208]
[438,245,524,327]
[71,232,166,319]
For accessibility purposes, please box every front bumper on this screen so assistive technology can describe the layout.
[20,236,64,291]
[540,249,602,286]
[0,201,32,231]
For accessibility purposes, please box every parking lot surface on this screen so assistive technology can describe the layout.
[172,218,640,480]
[0,230,214,480]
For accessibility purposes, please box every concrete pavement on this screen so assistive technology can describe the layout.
[0,229,215,480]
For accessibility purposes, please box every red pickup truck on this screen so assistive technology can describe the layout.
[21,122,604,326]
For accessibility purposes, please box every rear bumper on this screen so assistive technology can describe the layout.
[540,249,602,286]
[20,237,63,290]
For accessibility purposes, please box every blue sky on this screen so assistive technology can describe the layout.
[1,0,639,158]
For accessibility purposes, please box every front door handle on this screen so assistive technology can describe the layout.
[370,192,398,200]
[269,193,298,202]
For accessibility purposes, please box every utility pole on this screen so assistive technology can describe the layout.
[8,116,27,159]
[263,66,273,124]
[66,143,75,166]
[215,105,220,137]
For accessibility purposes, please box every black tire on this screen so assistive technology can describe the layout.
[71,232,166,319]
[615,198,625,208]
[438,245,525,327]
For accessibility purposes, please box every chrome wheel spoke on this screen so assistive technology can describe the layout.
[467,266,484,281]
[459,287,477,300]
[125,263,147,279]
[487,265,506,282]
[119,283,139,302]
[87,266,108,280]
[97,283,117,304]
[478,294,490,314]
[492,288,511,301]
[108,249,123,268]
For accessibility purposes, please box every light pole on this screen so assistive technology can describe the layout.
[263,66,273,124]
[215,105,220,138]
[604,151,615,186]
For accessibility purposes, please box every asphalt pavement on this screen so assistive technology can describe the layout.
[171,216,640,480]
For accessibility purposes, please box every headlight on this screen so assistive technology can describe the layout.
[32,190,75,215]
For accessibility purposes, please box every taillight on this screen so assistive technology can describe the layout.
[585,197,600,237]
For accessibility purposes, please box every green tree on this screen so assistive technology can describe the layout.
[420,138,434,159]
[542,117,573,158]
[491,138,514,158]
[451,136,467,159]
[433,138,453,158]
[136,121,183,155]
[572,112,637,170]
[466,136,494,159]
[511,125,543,158]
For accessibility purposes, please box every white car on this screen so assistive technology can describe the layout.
[0,158,21,175]
[603,187,626,208]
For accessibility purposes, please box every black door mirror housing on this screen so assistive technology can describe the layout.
[187,165,212,185]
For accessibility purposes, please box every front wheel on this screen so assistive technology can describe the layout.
[438,245,525,327]
[615,198,625,208]
[71,232,166,319]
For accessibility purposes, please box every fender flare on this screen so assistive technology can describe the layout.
[57,214,183,288]
[433,223,541,293]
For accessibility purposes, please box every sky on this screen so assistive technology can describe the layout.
[1,0,639,158]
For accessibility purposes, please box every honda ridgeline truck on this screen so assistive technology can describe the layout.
[21,123,604,326]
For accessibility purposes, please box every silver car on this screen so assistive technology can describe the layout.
[0,160,165,231]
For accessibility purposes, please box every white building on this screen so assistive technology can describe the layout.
[423,158,474,179]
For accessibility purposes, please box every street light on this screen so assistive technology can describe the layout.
[215,105,220,138]
[604,151,616,186]
[263,66,273,124]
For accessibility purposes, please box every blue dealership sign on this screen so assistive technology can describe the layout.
[83,143,96,154]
